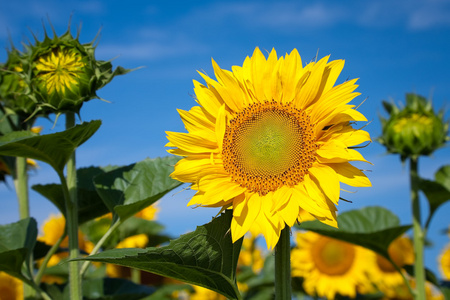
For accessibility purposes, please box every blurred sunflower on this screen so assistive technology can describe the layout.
[0,271,23,300]
[291,231,373,299]
[38,214,94,283]
[380,279,444,300]
[367,236,414,297]
[237,232,265,273]
[439,243,450,280]
[190,285,226,300]
[166,47,371,249]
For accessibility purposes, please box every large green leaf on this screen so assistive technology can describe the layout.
[0,120,101,172]
[298,206,411,259]
[77,210,243,300]
[94,156,182,221]
[32,166,111,224]
[0,218,37,279]
[419,165,450,229]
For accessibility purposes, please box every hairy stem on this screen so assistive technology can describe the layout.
[64,112,82,300]
[410,157,426,299]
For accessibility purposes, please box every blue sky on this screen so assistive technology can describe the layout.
[1,0,450,276]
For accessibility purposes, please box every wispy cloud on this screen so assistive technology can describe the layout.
[185,0,450,31]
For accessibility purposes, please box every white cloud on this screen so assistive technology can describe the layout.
[96,34,209,61]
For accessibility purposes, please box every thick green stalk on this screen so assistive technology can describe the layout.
[64,112,82,300]
[410,157,426,299]
[275,226,291,300]
[13,141,33,298]
[13,156,30,219]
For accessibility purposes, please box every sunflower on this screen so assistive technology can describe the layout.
[38,214,94,283]
[190,285,227,300]
[367,236,414,297]
[439,243,450,280]
[380,280,444,300]
[237,232,265,273]
[0,271,23,300]
[291,231,373,299]
[166,47,371,249]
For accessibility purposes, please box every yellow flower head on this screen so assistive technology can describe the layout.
[134,205,159,220]
[0,272,23,300]
[166,47,371,249]
[439,243,450,280]
[38,214,93,266]
[291,231,373,299]
[190,285,227,300]
[34,47,86,97]
[238,233,265,273]
[368,235,414,297]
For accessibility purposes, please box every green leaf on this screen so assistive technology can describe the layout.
[436,165,450,192]
[77,210,243,300]
[32,166,111,224]
[441,281,450,300]
[419,178,450,229]
[0,120,101,172]
[0,218,37,278]
[94,156,182,221]
[298,206,411,259]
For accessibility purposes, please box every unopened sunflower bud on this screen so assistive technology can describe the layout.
[30,27,129,114]
[378,93,448,161]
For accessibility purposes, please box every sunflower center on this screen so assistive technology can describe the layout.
[222,101,317,195]
[35,47,85,96]
[312,236,356,276]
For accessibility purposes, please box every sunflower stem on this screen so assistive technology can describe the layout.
[13,156,30,220]
[64,112,82,300]
[410,157,426,299]
[275,226,291,300]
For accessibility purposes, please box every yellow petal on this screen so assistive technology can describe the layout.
[329,162,372,187]
[231,193,262,242]
[166,131,218,154]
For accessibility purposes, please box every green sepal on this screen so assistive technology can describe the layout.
[75,210,243,300]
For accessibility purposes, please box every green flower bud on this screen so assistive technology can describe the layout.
[378,93,448,161]
[30,26,130,114]
[0,48,36,118]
